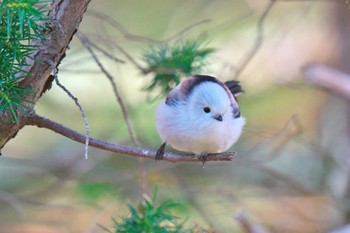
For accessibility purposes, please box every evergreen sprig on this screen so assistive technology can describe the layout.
[142,39,215,95]
[114,191,192,233]
[0,0,51,123]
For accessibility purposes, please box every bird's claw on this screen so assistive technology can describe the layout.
[155,142,166,162]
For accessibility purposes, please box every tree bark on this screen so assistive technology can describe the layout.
[0,0,91,149]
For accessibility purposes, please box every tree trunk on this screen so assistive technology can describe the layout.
[0,0,91,149]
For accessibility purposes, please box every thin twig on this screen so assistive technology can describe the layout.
[59,69,102,74]
[76,32,140,146]
[235,210,271,233]
[26,113,236,162]
[86,34,148,73]
[87,10,211,44]
[234,0,275,79]
[163,19,211,42]
[48,60,90,160]
[172,171,215,227]
[88,42,125,64]
[0,191,26,219]
[235,157,315,195]
[78,32,143,197]
[96,223,113,233]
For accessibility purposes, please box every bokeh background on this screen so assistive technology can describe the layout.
[1,0,350,232]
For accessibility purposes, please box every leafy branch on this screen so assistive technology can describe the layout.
[142,39,215,95]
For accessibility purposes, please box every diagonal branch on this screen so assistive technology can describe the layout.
[25,113,236,163]
[234,0,275,79]
[76,31,148,195]
[76,31,139,146]
[49,60,90,159]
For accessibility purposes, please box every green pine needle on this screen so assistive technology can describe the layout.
[0,0,51,123]
[114,191,193,233]
[142,39,215,95]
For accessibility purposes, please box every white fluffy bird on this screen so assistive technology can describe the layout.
[155,75,245,162]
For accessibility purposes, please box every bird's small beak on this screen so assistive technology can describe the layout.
[213,114,223,122]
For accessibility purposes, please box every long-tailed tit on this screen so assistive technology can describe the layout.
[155,75,245,163]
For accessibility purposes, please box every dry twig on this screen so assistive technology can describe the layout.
[87,10,211,44]
[76,32,149,195]
[236,210,271,233]
[76,32,139,146]
[48,60,90,160]
[234,0,275,79]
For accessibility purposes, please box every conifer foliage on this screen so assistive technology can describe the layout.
[0,0,50,123]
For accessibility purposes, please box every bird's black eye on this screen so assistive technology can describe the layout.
[203,107,211,113]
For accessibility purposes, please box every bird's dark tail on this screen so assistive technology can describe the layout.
[224,80,244,96]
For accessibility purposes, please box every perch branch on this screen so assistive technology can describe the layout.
[303,64,350,101]
[25,113,236,163]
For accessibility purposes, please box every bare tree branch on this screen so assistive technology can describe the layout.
[25,113,236,163]
[76,31,148,196]
[234,0,275,79]
[235,157,315,195]
[84,34,147,73]
[87,42,125,64]
[87,10,211,44]
[48,60,90,160]
[303,64,350,101]
[76,32,139,146]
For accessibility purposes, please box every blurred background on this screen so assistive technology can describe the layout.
[1,0,350,232]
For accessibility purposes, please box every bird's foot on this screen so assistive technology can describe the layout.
[155,142,167,162]
[198,154,208,168]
